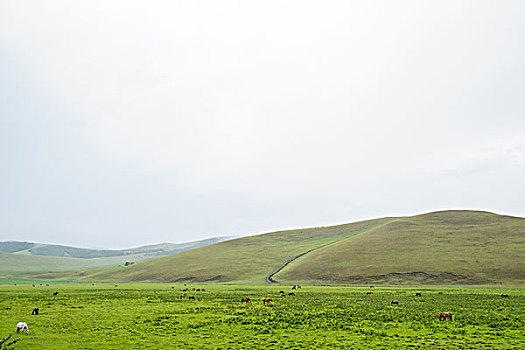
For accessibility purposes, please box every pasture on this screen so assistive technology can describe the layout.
[0,284,523,349]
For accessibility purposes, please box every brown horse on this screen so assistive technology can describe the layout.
[439,312,452,321]
[366,292,373,295]
[263,298,272,305]
[415,292,422,297]
[188,295,196,301]
[391,300,399,305]
[501,294,509,298]
[241,298,250,303]
[180,293,187,299]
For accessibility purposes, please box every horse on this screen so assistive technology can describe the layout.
[279,290,285,294]
[292,285,296,290]
[297,285,301,289]
[241,298,250,303]
[391,300,399,305]
[196,288,201,292]
[53,292,59,296]
[438,292,443,295]
[288,292,295,296]
[439,312,453,321]
[16,322,29,335]
[263,298,272,305]
[180,293,187,299]
[501,294,509,298]
[32,307,39,315]
[366,292,373,295]
[201,289,206,292]
[415,292,422,297]
[188,295,196,301]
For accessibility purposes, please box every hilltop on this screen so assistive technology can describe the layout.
[81,210,525,285]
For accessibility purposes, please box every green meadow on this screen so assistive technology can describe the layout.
[1,284,523,349]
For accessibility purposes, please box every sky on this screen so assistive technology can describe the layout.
[1,1,524,249]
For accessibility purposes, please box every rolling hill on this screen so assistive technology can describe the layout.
[81,210,525,285]
[0,237,233,271]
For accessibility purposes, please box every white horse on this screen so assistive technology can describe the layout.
[16,322,29,335]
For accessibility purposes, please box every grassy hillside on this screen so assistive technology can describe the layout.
[275,211,525,284]
[85,218,392,284]
[81,210,525,285]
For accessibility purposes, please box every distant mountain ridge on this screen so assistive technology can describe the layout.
[0,237,235,271]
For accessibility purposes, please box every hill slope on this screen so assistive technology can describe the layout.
[275,211,524,284]
[83,210,525,285]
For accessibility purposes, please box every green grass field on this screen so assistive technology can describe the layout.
[1,284,523,349]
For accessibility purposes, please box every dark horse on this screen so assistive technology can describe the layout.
[439,312,453,321]
[241,298,250,303]
[288,292,295,296]
[366,292,373,295]
[263,298,273,305]
[415,292,422,297]
[32,308,39,315]
[188,295,196,301]
[501,294,509,298]
[391,300,399,305]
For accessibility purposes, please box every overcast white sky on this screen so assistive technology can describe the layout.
[1,1,524,249]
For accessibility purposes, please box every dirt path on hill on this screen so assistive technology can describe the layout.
[266,248,316,283]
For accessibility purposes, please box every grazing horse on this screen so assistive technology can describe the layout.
[292,285,296,290]
[53,292,59,296]
[288,292,295,296]
[279,290,285,294]
[201,289,206,292]
[438,292,443,295]
[32,307,39,315]
[391,300,399,305]
[196,288,201,292]
[188,295,196,301]
[501,294,509,298]
[263,298,273,305]
[241,298,250,303]
[366,292,373,295]
[16,322,29,335]
[183,288,188,291]
[297,285,301,289]
[415,292,422,297]
[439,312,453,321]
[180,293,187,299]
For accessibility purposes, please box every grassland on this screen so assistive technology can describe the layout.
[74,210,524,285]
[0,284,523,349]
